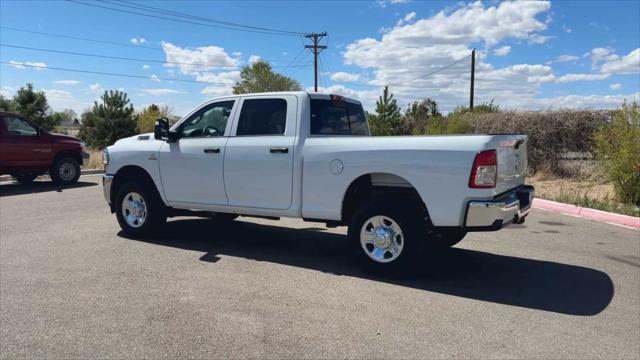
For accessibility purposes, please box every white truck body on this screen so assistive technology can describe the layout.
[103,92,531,227]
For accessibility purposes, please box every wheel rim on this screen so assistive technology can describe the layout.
[360,215,404,263]
[121,192,147,228]
[58,162,76,181]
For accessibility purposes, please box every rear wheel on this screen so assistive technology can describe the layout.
[348,196,426,273]
[13,174,38,184]
[115,181,166,237]
[50,157,80,185]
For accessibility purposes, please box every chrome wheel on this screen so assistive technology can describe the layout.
[58,162,76,181]
[121,192,147,228]
[360,215,404,263]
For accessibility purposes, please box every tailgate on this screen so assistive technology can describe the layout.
[495,135,528,194]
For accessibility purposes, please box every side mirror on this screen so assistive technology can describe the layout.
[154,118,178,143]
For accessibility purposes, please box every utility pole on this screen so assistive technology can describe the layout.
[304,32,327,92]
[470,48,476,110]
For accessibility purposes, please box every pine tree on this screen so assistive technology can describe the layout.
[369,86,401,136]
[79,90,137,148]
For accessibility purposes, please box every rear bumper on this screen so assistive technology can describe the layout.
[464,185,534,231]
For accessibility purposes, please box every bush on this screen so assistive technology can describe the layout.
[594,102,640,205]
[472,110,610,175]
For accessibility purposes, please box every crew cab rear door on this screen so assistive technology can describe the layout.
[223,95,297,210]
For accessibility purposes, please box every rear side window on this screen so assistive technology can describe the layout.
[311,99,369,136]
[237,99,287,136]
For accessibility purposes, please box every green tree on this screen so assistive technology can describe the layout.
[0,94,16,111]
[79,90,137,148]
[594,101,640,205]
[369,86,402,136]
[136,104,174,133]
[13,83,59,130]
[232,60,302,94]
[400,98,441,135]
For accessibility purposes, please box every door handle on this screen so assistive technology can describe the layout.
[269,147,289,154]
[203,148,220,154]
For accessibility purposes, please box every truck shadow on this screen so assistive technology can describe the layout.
[118,218,614,316]
[0,180,97,197]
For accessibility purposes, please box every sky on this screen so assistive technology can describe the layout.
[1,0,639,116]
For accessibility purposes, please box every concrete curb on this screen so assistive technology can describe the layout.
[533,198,640,229]
[0,169,104,182]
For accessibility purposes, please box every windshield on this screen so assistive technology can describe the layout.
[310,99,370,136]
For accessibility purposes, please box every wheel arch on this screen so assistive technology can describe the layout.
[340,172,431,225]
[52,149,82,167]
[110,165,164,211]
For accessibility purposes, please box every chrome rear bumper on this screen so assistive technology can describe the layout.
[464,185,534,231]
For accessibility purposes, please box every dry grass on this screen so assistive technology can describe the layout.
[528,174,639,217]
[83,148,103,170]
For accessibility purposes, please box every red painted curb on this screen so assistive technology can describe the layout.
[533,198,640,229]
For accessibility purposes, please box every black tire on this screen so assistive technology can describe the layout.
[13,174,38,184]
[348,195,427,273]
[50,157,80,185]
[429,228,467,249]
[115,181,166,237]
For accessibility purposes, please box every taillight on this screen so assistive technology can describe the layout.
[469,149,497,188]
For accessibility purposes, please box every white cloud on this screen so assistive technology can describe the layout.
[1,86,14,97]
[562,24,572,33]
[610,83,622,90]
[43,89,90,113]
[53,80,81,85]
[555,73,610,83]
[586,47,618,69]
[527,34,553,44]
[150,74,161,82]
[397,11,417,26]
[161,41,239,74]
[9,60,48,70]
[130,37,147,45]
[600,48,640,74]
[142,64,151,70]
[330,72,367,83]
[232,51,242,57]
[493,46,511,56]
[89,83,104,94]
[530,93,640,109]
[200,70,241,97]
[547,54,579,64]
[376,0,412,7]
[248,55,261,64]
[139,88,184,96]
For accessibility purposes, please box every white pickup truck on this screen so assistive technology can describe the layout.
[102,92,533,270]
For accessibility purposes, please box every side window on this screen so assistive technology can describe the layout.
[236,99,287,136]
[4,116,38,136]
[180,100,234,138]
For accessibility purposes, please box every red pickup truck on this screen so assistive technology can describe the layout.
[0,111,86,185]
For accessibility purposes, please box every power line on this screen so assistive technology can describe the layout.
[0,61,232,85]
[111,0,304,36]
[0,43,312,70]
[386,54,472,87]
[0,25,163,52]
[67,0,302,37]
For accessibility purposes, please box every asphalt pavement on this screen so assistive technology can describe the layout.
[1,175,639,359]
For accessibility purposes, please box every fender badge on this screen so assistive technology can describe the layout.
[148,154,157,160]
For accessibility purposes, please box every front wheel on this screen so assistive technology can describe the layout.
[115,181,166,237]
[50,157,80,185]
[348,196,426,272]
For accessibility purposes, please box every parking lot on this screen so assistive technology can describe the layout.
[1,175,639,358]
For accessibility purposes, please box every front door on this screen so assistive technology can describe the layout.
[159,100,236,206]
[0,115,51,172]
[224,96,297,210]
